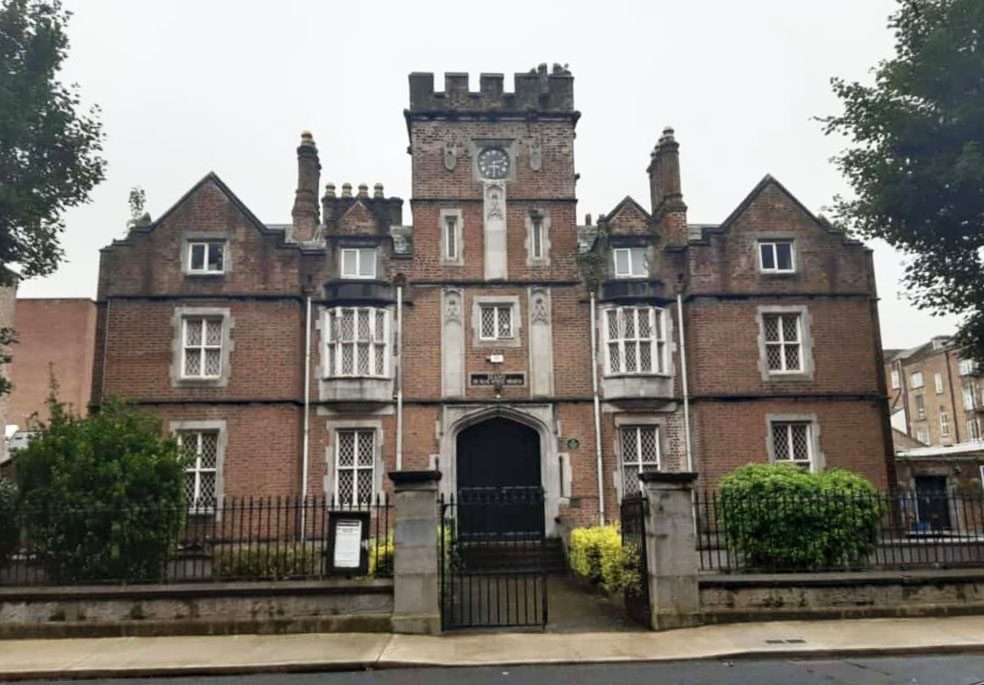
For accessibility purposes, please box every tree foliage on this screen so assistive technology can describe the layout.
[822,0,984,359]
[127,186,151,231]
[16,398,187,583]
[0,0,105,285]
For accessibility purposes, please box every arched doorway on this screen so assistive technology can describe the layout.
[456,417,543,537]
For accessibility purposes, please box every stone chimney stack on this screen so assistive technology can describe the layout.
[647,127,688,246]
[291,131,321,241]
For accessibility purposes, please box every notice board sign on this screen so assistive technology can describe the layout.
[326,510,370,576]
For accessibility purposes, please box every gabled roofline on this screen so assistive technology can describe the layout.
[102,172,289,251]
[599,195,652,224]
[691,174,865,248]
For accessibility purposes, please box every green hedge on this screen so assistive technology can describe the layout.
[214,544,319,580]
[0,478,17,563]
[719,464,884,571]
[569,524,642,595]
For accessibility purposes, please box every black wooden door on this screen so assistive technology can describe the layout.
[456,418,543,538]
[915,475,951,530]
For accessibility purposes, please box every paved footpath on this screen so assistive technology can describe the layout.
[4,616,984,680]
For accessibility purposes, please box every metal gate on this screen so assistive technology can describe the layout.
[620,494,650,627]
[440,487,548,630]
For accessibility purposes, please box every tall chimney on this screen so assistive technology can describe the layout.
[646,126,688,246]
[291,131,321,241]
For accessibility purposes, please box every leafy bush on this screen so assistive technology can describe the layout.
[214,544,319,580]
[719,464,884,571]
[16,399,187,583]
[0,478,18,563]
[369,535,393,576]
[569,524,642,595]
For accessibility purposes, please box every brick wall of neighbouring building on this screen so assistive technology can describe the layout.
[92,66,893,532]
[9,299,96,428]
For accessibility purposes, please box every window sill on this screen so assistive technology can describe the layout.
[320,376,393,402]
[184,271,226,278]
[604,372,671,379]
[758,270,797,277]
[763,371,813,383]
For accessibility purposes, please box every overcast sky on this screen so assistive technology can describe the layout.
[18,0,958,350]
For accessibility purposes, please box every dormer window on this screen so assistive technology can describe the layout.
[613,247,648,278]
[187,241,225,274]
[758,240,794,273]
[341,248,376,279]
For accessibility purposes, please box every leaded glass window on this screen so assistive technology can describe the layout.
[621,425,660,494]
[605,306,666,375]
[325,307,389,378]
[334,429,375,505]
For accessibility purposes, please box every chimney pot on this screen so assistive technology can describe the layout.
[373,183,384,198]
[357,183,369,198]
[585,214,592,225]
[325,183,336,198]
[291,130,321,240]
[341,183,352,198]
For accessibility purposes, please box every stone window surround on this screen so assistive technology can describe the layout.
[169,419,228,515]
[439,208,465,266]
[524,210,551,266]
[170,306,235,388]
[471,294,522,348]
[764,412,825,473]
[755,305,815,382]
[324,418,385,502]
[318,306,392,379]
[756,236,797,275]
[612,414,668,502]
[600,304,673,378]
[181,232,230,277]
[340,247,377,280]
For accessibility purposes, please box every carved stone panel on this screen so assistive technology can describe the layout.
[441,288,465,397]
[483,182,507,280]
[528,288,554,396]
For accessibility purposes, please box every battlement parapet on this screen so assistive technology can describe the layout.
[408,64,574,114]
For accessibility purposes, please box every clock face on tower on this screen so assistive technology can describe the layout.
[477,147,510,179]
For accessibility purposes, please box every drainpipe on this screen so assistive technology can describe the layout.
[301,296,312,531]
[396,285,404,471]
[677,293,693,472]
[590,292,605,525]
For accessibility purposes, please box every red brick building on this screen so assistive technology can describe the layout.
[92,67,893,531]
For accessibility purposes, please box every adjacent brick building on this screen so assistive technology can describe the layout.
[93,66,894,532]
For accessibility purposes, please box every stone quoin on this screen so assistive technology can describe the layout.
[91,64,894,532]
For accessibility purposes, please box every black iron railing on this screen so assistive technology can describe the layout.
[0,496,392,586]
[696,489,984,573]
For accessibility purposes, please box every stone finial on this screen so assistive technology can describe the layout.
[373,183,384,199]
[357,183,369,198]
[325,183,336,198]
[341,183,352,198]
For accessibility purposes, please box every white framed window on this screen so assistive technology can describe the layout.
[916,429,929,444]
[891,370,900,389]
[605,306,667,375]
[325,307,389,378]
[479,303,514,341]
[763,312,802,373]
[758,240,794,273]
[340,248,376,279]
[612,247,648,278]
[915,394,926,419]
[960,359,978,376]
[334,429,375,505]
[771,421,813,470]
[445,216,458,260]
[911,371,924,389]
[964,386,976,410]
[177,430,219,510]
[531,215,544,260]
[934,373,944,394]
[940,410,951,437]
[187,241,225,274]
[972,419,982,443]
[620,425,660,494]
[182,317,223,379]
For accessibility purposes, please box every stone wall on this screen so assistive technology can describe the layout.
[0,579,393,639]
[699,569,984,624]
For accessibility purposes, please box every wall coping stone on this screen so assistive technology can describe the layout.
[640,471,699,485]
[388,470,441,486]
[0,578,393,602]
[699,568,984,589]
